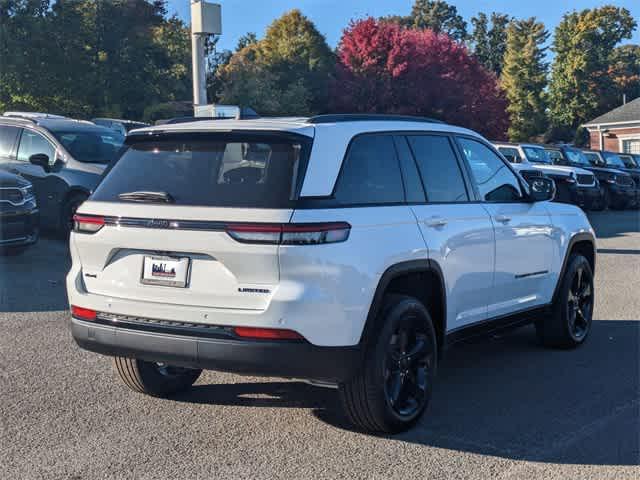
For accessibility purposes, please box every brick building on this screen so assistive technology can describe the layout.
[584,97,640,154]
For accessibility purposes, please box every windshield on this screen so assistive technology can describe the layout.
[604,153,627,168]
[53,130,124,163]
[564,148,590,166]
[620,154,639,168]
[582,152,601,166]
[522,147,551,164]
[92,133,310,208]
[545,149,565,164]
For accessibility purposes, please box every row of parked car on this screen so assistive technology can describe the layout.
[493,142,640,211]
[0,111,638,256]
[0,112,136,254]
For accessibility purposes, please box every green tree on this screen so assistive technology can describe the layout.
[470,12,511,76]
[608,44,640,104]
[549,6,637,131]
[409,0,467,40]
[502,18,549,141]
[0,0,192,119]
[217,10,334,115]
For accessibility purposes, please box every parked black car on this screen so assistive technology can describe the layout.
[0,115,124,234]
[582,149,640,209]
[0,170,38,254]
[545,145,636,210]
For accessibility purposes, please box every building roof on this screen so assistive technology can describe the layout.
[584,97,640,127]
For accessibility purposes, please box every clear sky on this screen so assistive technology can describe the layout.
[169,0,639,53]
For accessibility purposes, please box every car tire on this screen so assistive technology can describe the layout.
[536,254,594,349]
[339,294,437,433]
[60,192,88,237]
[113,357,202,397]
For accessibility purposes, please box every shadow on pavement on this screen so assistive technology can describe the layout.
[588,210,640,239]
[176,321,640,466]
[0,237,70,312]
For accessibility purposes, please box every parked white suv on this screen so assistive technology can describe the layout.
[67,115,596,433]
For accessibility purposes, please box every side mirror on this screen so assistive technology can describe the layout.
[29,153,50,172]
[528,177,555,202]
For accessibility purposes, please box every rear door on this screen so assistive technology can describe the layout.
[456,137,555,317]
[401,134,495,331]
[73,131,311,311]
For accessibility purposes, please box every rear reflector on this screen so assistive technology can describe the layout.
[226,222,351,245]
[233,326,304,340]
[73,214,105,234]
[71,305,97,321]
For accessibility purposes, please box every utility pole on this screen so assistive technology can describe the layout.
[190,1,222,111]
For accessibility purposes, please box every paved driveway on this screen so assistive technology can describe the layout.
[1,211,638,479]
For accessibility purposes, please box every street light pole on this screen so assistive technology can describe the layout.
[191,30,207,107]
[190,1,222,111]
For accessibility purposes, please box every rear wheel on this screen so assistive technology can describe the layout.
[536,254,594,349]
[339,295,437,433]
[113,357,202,397]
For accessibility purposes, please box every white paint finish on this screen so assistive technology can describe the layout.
[71,205,293,311]
[411,204,495,331]
[482,202,556,317]
[285,206,427,345]
[300,122,483,197]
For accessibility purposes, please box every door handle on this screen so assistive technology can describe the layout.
[494,214,511,223]
[425,217,448,228]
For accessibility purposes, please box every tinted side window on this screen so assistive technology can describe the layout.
[333,135,405,205]
[407,135,469,203]
[0,126,20,158]
[457,137,523,202]
[17,129,56,163]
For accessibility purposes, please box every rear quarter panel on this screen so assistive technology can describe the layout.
[283,206,426,346]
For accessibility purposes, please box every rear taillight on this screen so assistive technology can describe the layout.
[73,214,105,234]
[234,326,304,340]
[226,222,351,245]
[71,305,97,321]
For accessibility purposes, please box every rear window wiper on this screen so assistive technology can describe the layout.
[118,191,175,203]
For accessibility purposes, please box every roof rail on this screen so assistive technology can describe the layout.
[0,115,38,124]
[306,114,445,124]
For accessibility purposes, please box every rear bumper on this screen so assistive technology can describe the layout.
[71,317,362,382]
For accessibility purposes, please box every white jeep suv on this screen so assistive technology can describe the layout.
[67,115,596,433]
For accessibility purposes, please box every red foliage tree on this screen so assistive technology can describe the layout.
[331,18,509,139]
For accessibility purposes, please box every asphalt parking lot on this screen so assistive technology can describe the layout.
[1,211,638,480]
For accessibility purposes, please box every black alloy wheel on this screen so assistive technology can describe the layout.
[384,317,432,418]
[566,264,593,342]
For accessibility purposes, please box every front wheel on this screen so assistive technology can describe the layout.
[536,254,594,349]
[339,295,437,433]
[113,357,202,397]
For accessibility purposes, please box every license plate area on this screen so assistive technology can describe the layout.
[141,255,191,288]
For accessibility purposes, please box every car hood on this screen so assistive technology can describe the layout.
[580,165,629,176]
[529,164,592,177]
[0,169,30,188]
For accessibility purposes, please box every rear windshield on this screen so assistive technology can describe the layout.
[52,130,124,164]
[91,133,310,208]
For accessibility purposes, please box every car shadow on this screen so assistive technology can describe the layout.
[0,237,70,312]
[587,210,640,239]
[174,320,639,466]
